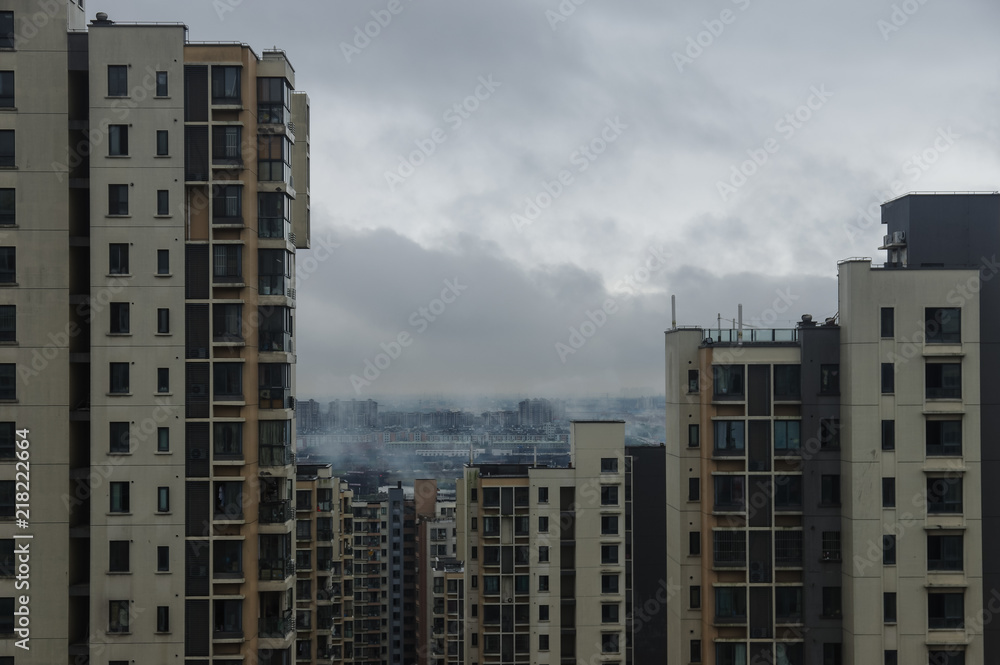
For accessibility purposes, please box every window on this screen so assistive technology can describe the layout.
[885,650,897,665]
[883,477,895,508]
[927,477,962,514]
[157,487,169,512]
[157,308,170,334]
[110,362,129,394]
[157,249,171,275]
[928,651,965,665]
[688,585,701,609]
[687,478,699,502]
[156,129,169,156]
[927,420,962,456]
[688,369,699,392]
[884,592,896,623]
[213,303,243,341]
[259,249,291,295]
[691,640,702,664]
[601,633,619,653]
[882,419,895,451]
[155,71,168,97]
[212,184,242,221]
[110,302,129,334]
[688,531,700,556]
[0,482,11,516]
[713,420,745,454]
[212,245,242,282]
[928,592,964,628]
[0,247,13,283]
[109,600,130,632]
[213,125,242,164]
[601,457,619,473]
[688,423,700,447]
[109,540,129,572]
[258,77,289,123]
[212,66,241,104]
[820,417,840,449]
[881,362,894,393]
[538,634,549,651]
[881,307,894,337]
[774,475,802,510]
[601,545,618,564]
[538,575,549,592]
[156,190,169,216]
[0,366,12,401]
[714,587,746,623]
[257,134,291,182]
[713,530,746,567]
[157,545,169,572]
[774,530,803,566]
[820,364,840,394]
[883,534,896,565]
[213,422,242,458]
[0,189,13,225]
[601,603,619,623]
[0,306,13,343]
[775,586,802,623]
[926,363,961,399]
[108,125,128,156]
[0,72,11,108]
[538,545,549,562]
[157,427,169,452]
[601,515,618,535]
[109,422,129,453]
[928,534,963,571]
[157,368,169,393]
[713,476,744,511]
[821,474,841,505]
[109,243,129,275]
[156,605,169,632]
[0,424,13,459]
[0,541,15,575]
[0,130,12,167]
[822,586,842,618]
[213,363,242,399]
[822,531,841,561]
[823,644,843,665]
[602,574,619,594]
[774,420,801,452]
[926,307,960,343]
[537,486,548,503]
[717,643,747,665]
[108,65,127,96]
[712,365,744,398]
[774,364,801,400]
[110,482,130,513]
[600,486,619,506]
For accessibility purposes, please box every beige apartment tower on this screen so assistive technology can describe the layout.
[0,2,311,664]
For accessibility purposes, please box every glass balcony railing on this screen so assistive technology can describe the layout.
[259,556,294,581]
[703,328,799,343]
[260,499,291,524]
[260,444,294,466]
[259,615,293,638]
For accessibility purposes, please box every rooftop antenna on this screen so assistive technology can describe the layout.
[671,294,676,330]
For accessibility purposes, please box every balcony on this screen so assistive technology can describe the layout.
[260,388,292,411]
[260,500,291,524]
[260,444,294,467]
[259,557,294,581]
[259,216,291,240]
[703,328,799,344]
[259,615,294,639]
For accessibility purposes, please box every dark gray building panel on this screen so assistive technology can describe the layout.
[626,445,667,664]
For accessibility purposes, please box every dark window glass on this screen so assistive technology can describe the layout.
[823,643,842,665]
[155,71,168,97]
[0,131,13,167]
[109,540,129,572]
[600,457,619,472]
[881,307,894,337]
[774,475,802,510]
[882,477,895,508]
[688,369,699,393]
[927,478,962,514]
[712,365,744,398]
[688,423,700,448]
[713,476,744,512]
[881,362,894,393]
[882,419,895,450]
[0,424,13,459]
[774,364,801,400]
[600,486,619,506]
[688,531,700,556]
[110,482,129,512]
[774,420,801,452]
[690,585,701,609]
[926,307,960,343]
[211,66,241,104]
[157,368,169,393]
[712,530,746,567]
[212,125,242,164]
[775,586,802,623]
[774,530,803,566]
[926,363,962,399]
[688,478,699,502]
[108,184,128,215]
[820,364,840,394]
[212,245,242,282]
[928,651,964,665]
[820,418,840,450]
[927,420,962,456]
[0,305,13,342]
[157,427,169,452]
[821,474,841,505]
[928,535,963,571]
[157,190,169,216]
[822,587,842,618]
[109,421,129,453]
[822,531,841,561]
[108,65,127,96]
[213,303,243,341]
[213,363,243,399]
[108,125,128,156]
[713,420,745,454]
[157,308,169,334]
[0,72,11,108]
[156,605,169,632]
[601,574,619,594]
[110,362,129,394]
[928,592,964,629]
[156,130,169,156]
[110,302,129,334]
[0,188,13,225]
[157,545,169,571]
[212,184,242,221]
[714,587,746,623]
[108,600,129,633]
[884,592,896,622]
[883,534,896,565]
[0,366,13,401]
[109,244,128,275]
[885,650,897,665]
[0,14,12,49]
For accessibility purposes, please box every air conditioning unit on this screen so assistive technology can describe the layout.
[821,551,838,561]
[750,570,765,583]
[191,384,204,395]
[504,597,512,603]
[893,230,905,243]
[883,234,892,246]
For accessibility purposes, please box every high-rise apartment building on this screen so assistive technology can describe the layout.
[667,192,993,665]
[0,3,310,664]
[457,421,631,664]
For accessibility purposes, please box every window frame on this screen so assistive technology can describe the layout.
[109,421,130,454]
[109,482,130,513]
[926,307,961,344]
[108,125,128,156]
[107,65,128,97]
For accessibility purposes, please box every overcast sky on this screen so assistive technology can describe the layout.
[97,0,1000,399]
